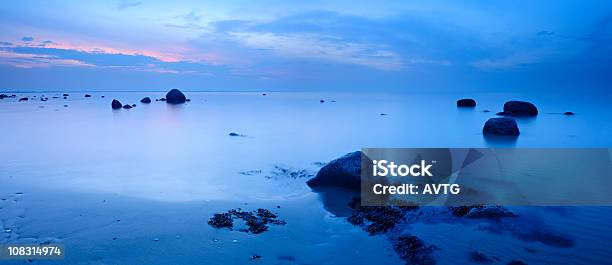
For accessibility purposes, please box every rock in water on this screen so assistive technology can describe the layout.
[123,104,132,109]
[483,118,520,136]
[140,97,151,104]
[111,99,122,109]
[165,89,186,104]
[457,98,476,107]
[19,97,28,101]
[307,151,362,190]
[501,101,538,116]
[564,111,575,115]
[84,94,91,97]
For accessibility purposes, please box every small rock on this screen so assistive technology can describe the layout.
[563,111,575,115]
[165,89,186,104]
[84,94,91,97]
[131,104,136,107]
[19,97,28,101]
[320,100,325,103]
[457,98,476,107]
[153,238,159,242]
[501,101,538,116]
[111,99,122,109]
[250,254,262,260]
[262,93,267,96]
[62,94,69,97]
[63,105,68,107]
[186,99,191,102]
[140,97,151,104]
[122,104,132,109]
[229,132,242,137]
[483,110,491,112]
[483,118,520,136]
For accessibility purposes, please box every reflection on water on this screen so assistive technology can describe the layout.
[0,91,611,202]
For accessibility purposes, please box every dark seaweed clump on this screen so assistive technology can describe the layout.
[208,208,286,234]
[449,205,516,220]
[347,197,418,235]
[208,213,233,229]
[393,235,438,265]
[469,251,498,264]
[265,165,313,180]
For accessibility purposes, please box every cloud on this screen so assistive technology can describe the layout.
[0,50,93,68]
[117,1,141,10]
[229,32,403,70]
[21,36,34,42]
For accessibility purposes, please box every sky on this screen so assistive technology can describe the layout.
[0,0,611,92]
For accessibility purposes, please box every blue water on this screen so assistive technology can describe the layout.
[0,91,611,264]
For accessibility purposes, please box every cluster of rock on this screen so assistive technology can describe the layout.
[111,89,188,110]
[456,98,574,137]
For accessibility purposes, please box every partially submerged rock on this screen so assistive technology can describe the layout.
[499,101,538,116]
[165,89,186,104]
[111,99,122,109]
[140,97,151,104]
[563,111,575,115]
[19,97,28,101]
[229,132,242,137]
[457,98,476,107]
[122,104,132,109]
[307,151,362,190]
[483,118,520,136]
[84,94,91,97]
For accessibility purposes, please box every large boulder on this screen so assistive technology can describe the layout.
[140,97,151,104]
[165,89,186,104]
[111,99,122,109]
[499,101,538,116]
[483,118,520,136]
[457,98,476,107]
[307,151,362,190]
